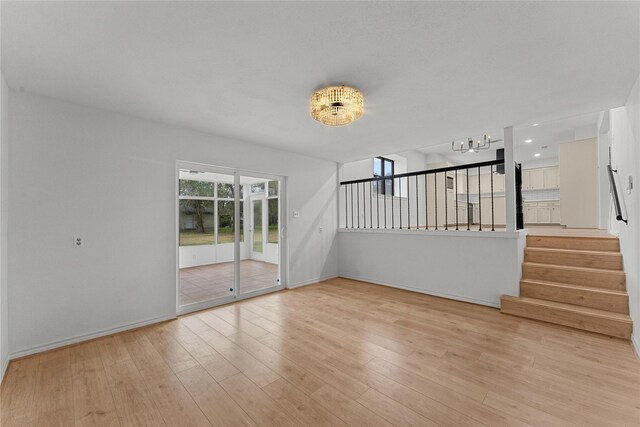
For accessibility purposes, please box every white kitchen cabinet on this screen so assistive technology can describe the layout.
[522,170,531,190]
[551,205,561,223]
[525,206,538,223]
[537,207,551,223]
[529,168,544,190]
[543,166,559,189]
[524,200,561,224]
[522,166,560,190]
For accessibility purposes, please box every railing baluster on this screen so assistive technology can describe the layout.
[491,165,495,231]
[424,174,428,230]
[391,184,394,229]
[357,182,360,228]
[399,177,402,229]
[415,175,419,230]
[406,177,410,229]
[455,169,459,230]
[384,179,388,228]
[478,166,482,232]
[369,181,373,229]
[466,168,470,231]
[434,173,438,230]
[377,179,380,228]
[351,183,354,228]
[444,172,448,230]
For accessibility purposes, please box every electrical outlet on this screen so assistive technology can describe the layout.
[293,211,300,218]
[74,236,85,247]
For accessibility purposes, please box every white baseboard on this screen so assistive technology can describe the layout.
[632,335,640,359]
[337,274,500,308]
[9,313,177,360]
[287,275,339,289]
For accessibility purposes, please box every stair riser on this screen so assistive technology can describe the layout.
[501,298,632,339]
[523,264,626,291]
[527,236,619,252]
[524,250,623,271]
[520,282,629,314]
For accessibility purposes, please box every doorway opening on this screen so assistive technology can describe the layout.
[176,163,285,314]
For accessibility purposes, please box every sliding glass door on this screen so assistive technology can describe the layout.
[177,163,284,314]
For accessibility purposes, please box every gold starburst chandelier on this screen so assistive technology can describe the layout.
[310,85,363,126]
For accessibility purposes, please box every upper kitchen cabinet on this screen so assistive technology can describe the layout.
[522,166,559,190]
[543,166,560,189]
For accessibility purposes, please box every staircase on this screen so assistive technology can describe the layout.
[501,234,633,339]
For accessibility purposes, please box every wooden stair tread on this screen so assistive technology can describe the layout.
[525,247,622,256]
[523,262,625,275]
[520,279,628,296]
[501,295,632,322]
[529,234,617,240]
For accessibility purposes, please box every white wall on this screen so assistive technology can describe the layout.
[607,74,640,352]
[0,73,9,380]
[338,229,526,307]
[6,91,338,358]
[559,138,599,228]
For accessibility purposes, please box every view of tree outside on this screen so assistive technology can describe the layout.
[268,198,278,243]
[178,177,276,246]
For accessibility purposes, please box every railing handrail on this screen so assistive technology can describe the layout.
[340,159,504,185]
[607,165,628,224]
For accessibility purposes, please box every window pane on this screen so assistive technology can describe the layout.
[179,200,214,245]
[268,198,278,243]
[373,158,382,176]
[179,179,214,197]
[217,200,235,243]
[217,183,234,198]
[251,183,265,193]
[268,180,279,197]
[383,160,394,176]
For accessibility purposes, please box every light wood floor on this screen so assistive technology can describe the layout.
[2,278,639,427]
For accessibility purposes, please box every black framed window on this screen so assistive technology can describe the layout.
[373,156,394,195]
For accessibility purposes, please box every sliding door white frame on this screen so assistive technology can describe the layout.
[175,160,287,316]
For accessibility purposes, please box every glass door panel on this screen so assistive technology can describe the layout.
[178,168,236,309]
[252,199,263,255]
[240,176,281,295]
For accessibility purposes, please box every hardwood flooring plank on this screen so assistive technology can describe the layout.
[177,366,256,427]
[262,378,347,426]
[309,385,393,427]
[103,359,166,427]
[219,373,299,427]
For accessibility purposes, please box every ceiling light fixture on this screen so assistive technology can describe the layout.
[310,85,363,126]
[451,135,501,153]
[534,153,541,157]
[525,139,533,143]
[532,123,539,127]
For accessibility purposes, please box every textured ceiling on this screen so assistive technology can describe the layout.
[2,1,638,162]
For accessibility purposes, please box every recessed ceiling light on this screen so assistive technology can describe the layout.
[525,139,533,143]
[532,123,539,127]
[534,153,541,157]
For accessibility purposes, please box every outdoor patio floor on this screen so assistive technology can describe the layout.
[179,260,279,306]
